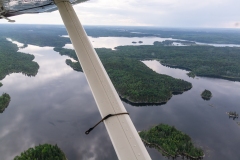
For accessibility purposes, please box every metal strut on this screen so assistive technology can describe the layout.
[54,0,151,159]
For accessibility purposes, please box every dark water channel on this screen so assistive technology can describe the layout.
[0,40,239,160]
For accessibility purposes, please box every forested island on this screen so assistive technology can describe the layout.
[14,144,67,160]
[54,47,192,105]
[139,124,204,159]
[0,93,10,113]
[201,90,212,100]
[0,81,10,114]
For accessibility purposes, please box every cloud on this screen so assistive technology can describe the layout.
[1,0,240,28]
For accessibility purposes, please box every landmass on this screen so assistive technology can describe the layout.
[0,37,39,112]
[2,25,240,46]
[54,47,192,105]
[139,41,143,43]
[201,90,212,100]
[14,144,67,160]
[2,25,240,82]
[0,25,70,47]
[114,45,240,82]
[139,124,204,159]
[132,41,137,44]
[66,59,83,72]
[0,93,10,113]
[187,72,196,78]
[0,37,39,80]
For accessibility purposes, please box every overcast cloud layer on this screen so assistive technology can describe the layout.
[1,0,240,28]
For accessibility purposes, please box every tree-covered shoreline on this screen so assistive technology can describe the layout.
[201,90,212,100]
[54,47,192,105]
[114,44,240,82]
[139,124,204,159]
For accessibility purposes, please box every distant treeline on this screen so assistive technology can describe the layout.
[0,25,70,48]
[54,47,192,104]
[2,25,240,47]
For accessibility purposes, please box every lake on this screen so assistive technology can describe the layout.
[62,35,240,49]
[0,37,239,160]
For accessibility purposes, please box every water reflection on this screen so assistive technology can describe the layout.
[0,43,117,160]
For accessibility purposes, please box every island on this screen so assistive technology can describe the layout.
[139,124,204,159]
[132,41,137,44]
[201,90,212,100]
[0,93,10,113]
[0,82,9,113]
[14,144,67,160]
[138,41,143,43]
[54,47,192,105]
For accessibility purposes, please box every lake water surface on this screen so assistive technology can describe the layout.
[0,37,239,160]
[62,35,240,49]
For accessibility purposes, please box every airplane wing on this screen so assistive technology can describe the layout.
[0,0,87,18]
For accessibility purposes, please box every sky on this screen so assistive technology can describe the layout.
[1,0,240,28]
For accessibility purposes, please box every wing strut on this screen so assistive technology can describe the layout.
[54,0,151,159]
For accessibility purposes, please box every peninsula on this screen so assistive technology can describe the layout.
[54,47,192,105]
[201,90,212,100]
[0,38,40,112]
[139,124,204,159]
[0,38,39,81]
[14,144,67,160]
